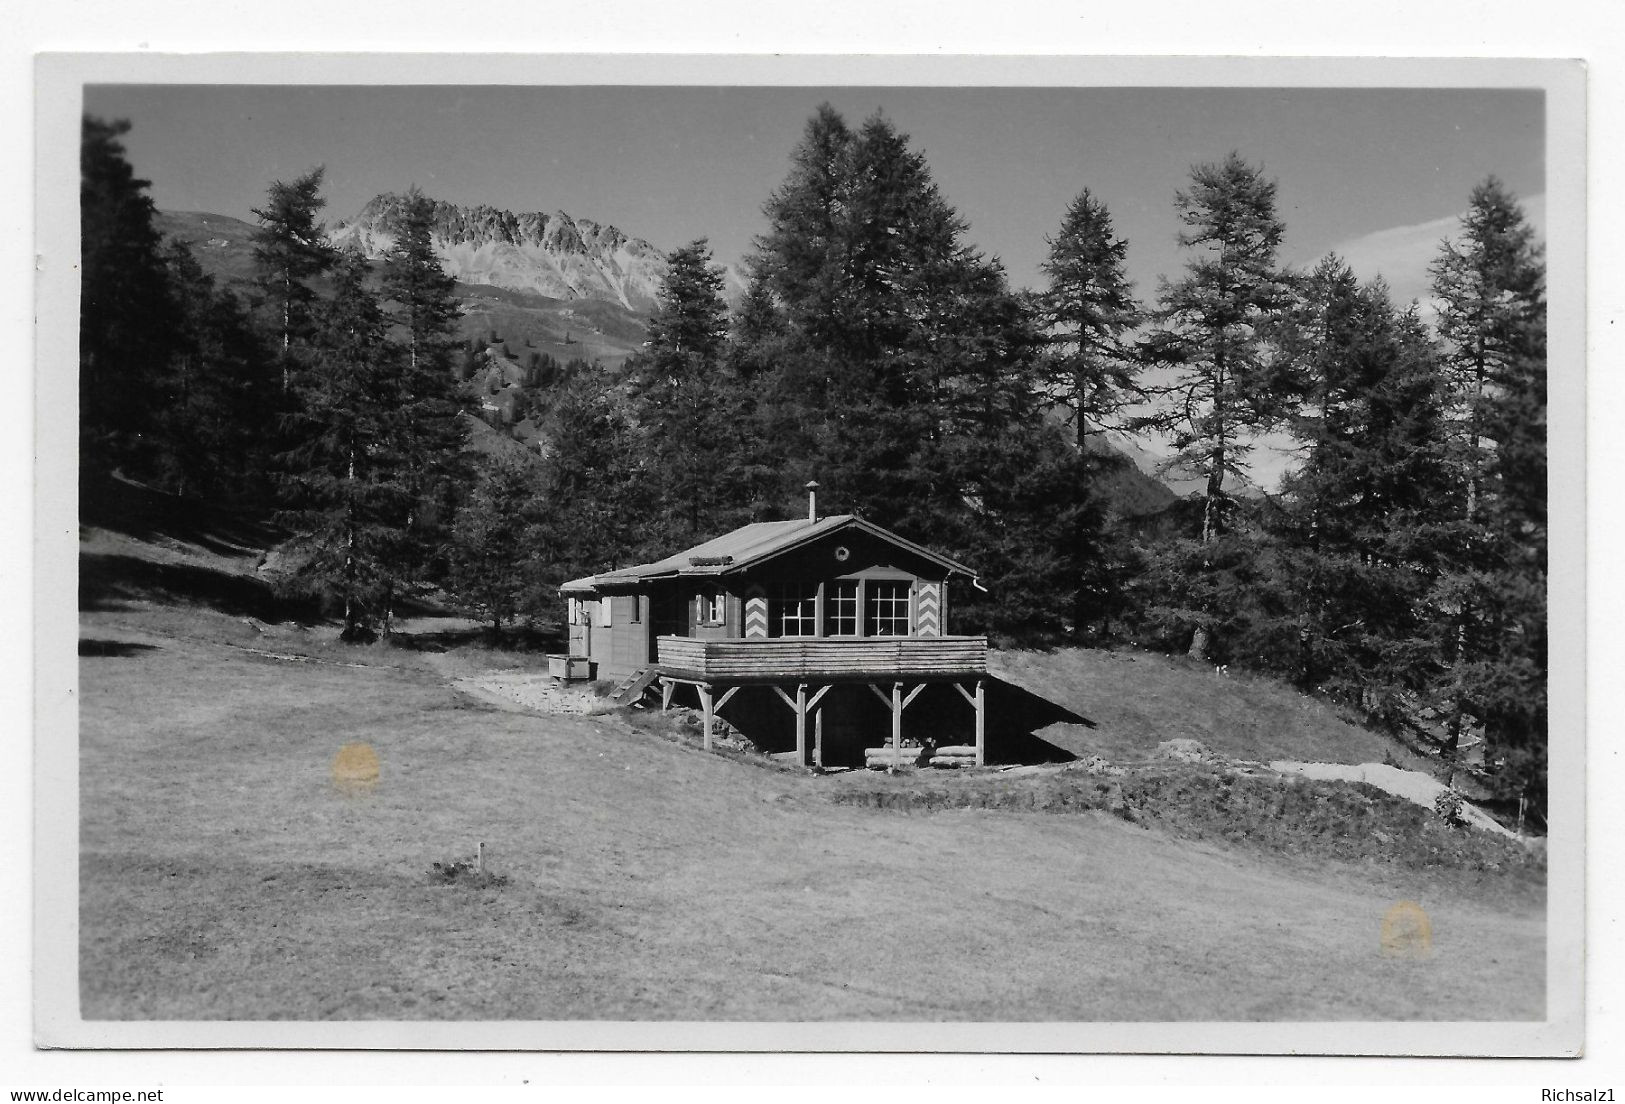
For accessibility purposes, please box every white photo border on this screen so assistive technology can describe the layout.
[33,51,1587,1056]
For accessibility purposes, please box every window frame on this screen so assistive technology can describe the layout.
[769,582,817,638]
[701,592,725,626]
[825,580,860,636]
[865,579,912,637]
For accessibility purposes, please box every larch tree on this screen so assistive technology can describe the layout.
[1039,188,1143,449]
[1265,258,1463,721]
[80,115,178,479]
[252,167,336,394]
[450,451,543,636]
[1138,152,1295,659]
[746,105,1090,639]
[377,188,470,630]
[532,370,653,603]
[1427,178,1547,802]
[155,241,272,500]
[1038,188,1144,635]
[624,238,738,546]
[276,251,404,641]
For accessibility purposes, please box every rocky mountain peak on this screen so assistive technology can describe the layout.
[329,192,740,313]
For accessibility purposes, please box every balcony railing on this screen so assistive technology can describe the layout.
[656,634,987,681]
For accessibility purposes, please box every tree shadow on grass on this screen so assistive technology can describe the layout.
[79,551,322,625]
[81,472,284,562]
[78,638,160,657]
[386,624,565,654]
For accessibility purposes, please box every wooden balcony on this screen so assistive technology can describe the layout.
[656,634,987,682]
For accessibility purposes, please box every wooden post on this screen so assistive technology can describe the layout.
[806,685,832,769]
[954,680,987,767]
[660,677,674,713]
[699,683,714,751]
[974,678,985,766]
[795,683,808,765]
[477,841,486,875]
[891,681,903,769]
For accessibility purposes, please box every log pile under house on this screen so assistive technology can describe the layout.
[559,483,989,768]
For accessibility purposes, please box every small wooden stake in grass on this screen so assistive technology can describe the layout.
[478,841,486,875]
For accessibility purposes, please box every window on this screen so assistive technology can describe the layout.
[827,581,858,635]
[769,583,817,637]
[866,581,911,637]
[702,593,725,625]
[629,595,642,623]
[568,597,582,625]
[596,598,612,628]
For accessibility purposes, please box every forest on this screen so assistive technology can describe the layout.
[78,105,1548,808]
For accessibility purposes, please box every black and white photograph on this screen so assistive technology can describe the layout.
[28,52,1586,1060]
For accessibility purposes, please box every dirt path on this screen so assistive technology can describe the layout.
[452,671,610,715]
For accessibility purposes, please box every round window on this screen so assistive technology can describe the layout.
[834,545,851,562]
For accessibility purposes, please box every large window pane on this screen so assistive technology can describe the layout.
[770,583,816,637]
[827,582,858,635]
[865,581,911,637]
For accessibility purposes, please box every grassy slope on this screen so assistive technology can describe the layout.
[76,506,1543,1022]
[77,617,1544,1021]
[991,648,1434,769]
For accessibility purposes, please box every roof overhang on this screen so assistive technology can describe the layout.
[556,515,981,594]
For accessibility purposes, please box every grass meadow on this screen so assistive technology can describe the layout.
[78,594,1545,1021]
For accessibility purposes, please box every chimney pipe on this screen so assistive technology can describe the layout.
[806,480,820,524]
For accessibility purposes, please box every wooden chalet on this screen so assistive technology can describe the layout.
[560,483,989,767]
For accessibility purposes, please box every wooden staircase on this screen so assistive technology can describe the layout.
[608,667,660,708]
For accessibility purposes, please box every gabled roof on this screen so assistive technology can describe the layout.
[560,514,977,593]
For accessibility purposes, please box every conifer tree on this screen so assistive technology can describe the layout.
[276,251,404,641]
[450,452,542,635]
[80,115,178,479]
[724,273,799,519]
[1264,259,1463,720]
[532,372,652,601]
[1138,153,1295,659]
[155,241,272,500]
[252,167,336,393]
[1039,188,1144,636]
[1039,188,1143,447]
[1427,178,1547,801]
[624,239,738,545]
[746,106,1091,639]
[377,188,470,627]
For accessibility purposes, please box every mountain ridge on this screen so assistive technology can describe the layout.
[328,191,747,313]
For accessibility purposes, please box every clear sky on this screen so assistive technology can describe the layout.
[84,84,1544,301]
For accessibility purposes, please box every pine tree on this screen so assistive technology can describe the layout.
[80,115,178,479]
[1038,188,1144,636]
[531,372,652,602]
[155,241,272,500]
[624,239,738,545]
[746,106,1089,639]
[1264,259,1463,721]
[1039,188,1143,446]
[450,452,543,635]
[1138,153,1296,659]
[752,104,856,350]
[723,272,798,520]
[1427,178,1547,802]
[252,167,336,394]
[276,251,405,641]
[377,188,470,630]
